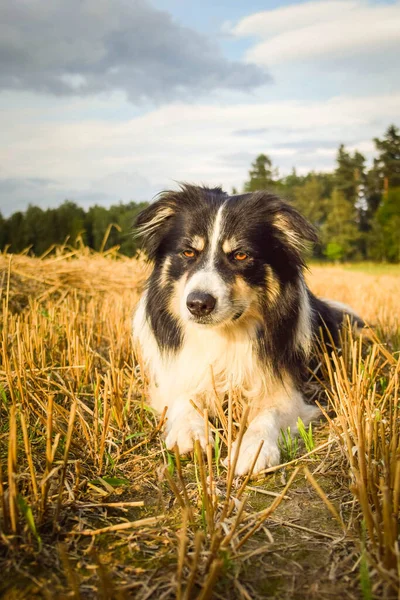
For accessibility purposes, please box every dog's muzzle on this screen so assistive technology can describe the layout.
[186,291,216,317]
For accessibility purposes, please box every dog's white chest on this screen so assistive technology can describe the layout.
[160,324,265,406]
[133,295,267,411]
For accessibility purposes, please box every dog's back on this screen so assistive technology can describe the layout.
[310,293,364,347]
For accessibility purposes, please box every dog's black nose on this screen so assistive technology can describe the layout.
[186,292,216,317]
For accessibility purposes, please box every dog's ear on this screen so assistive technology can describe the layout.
[253,193,318,262]
[135,193,177,260]
[272,203,318,254]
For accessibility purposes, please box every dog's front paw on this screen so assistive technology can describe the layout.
[229,430,281,476]
[165,417,213,454]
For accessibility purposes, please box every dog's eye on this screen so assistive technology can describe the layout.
[182,250,196,258]
[234,251,249,261]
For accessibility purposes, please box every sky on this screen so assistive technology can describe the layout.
[0,0,399,216]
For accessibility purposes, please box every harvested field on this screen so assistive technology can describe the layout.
[0,248,399,600]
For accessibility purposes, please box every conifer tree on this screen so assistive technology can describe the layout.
[374,125,400,188]
[244,154,278,192]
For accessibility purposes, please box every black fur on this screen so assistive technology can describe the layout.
[136,185,361,383]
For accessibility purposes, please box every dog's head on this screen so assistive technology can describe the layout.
[136,185,317,327]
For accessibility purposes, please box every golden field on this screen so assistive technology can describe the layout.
[0,248,399,600]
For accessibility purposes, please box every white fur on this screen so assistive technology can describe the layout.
[321,298,361,321]
[133,292,320,474]
[229,385,320,475]
[134,292,267,408]
[207,204,225,268]
[295,278,313,355]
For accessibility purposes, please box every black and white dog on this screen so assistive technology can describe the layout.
[133,185,360,475]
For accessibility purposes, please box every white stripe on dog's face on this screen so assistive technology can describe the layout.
[178,202,253,325]
[180,204,232,324]
[207,204,225,268]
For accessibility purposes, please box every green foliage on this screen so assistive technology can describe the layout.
[335,144,366,206]
[369,187,400,262]
[166,448,175,476]
[0,199,147,257]
[278,426,298,462]
[374,125,400,188]
[297,418,315,453]
[90,476,130,488]
[0,384,8,407]
[17,495,42,550]
[321,189,361,261]
[279,420,315,462]
[292,176,327,227]
[324,242,345,262]
[244,153,279,192]
[360,521,373,600]
[214,427,221,477]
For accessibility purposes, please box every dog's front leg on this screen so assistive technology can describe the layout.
[230,385,320,476]
[230,409,281,476]
[164,398,213,454]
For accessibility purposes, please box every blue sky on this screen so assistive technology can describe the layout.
[0,0,399,215]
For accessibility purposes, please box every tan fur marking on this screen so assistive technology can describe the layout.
[222,238,238,254]
[265,266,281,305]
[169,273,188,317]
[231,276,264,325]
[233,275,251,296]
[191,235,205,252]
[137,206,174,236]
[273,214,304,251]
[159,256,172,288]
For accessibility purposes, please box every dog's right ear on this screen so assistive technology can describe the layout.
[134,193,177,260]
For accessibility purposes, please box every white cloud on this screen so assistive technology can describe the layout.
[0,90,398,214]
[233,1,356,37]
[231,0,400,66]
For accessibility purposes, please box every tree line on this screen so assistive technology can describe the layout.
[240,125,400,262]
[1,125,399,261]
[0,201,147,257]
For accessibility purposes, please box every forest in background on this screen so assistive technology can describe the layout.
[1,124,399,261]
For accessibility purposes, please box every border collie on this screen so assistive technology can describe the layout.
[133,185,361,475]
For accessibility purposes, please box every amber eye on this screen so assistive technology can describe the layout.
[182,249,196,258]
[234,251,248,261]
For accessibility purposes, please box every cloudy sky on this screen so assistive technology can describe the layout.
[1,0,399,216]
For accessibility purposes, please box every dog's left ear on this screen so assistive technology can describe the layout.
[135,193,177,260]
[272,202,318,258]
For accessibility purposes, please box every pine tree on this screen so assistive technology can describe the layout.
[6,211,27,253]
[369,188,400,262]
[334,144,366,208]
[244,154,278,192]
[364,159,383,230]
[374,125,400,188]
